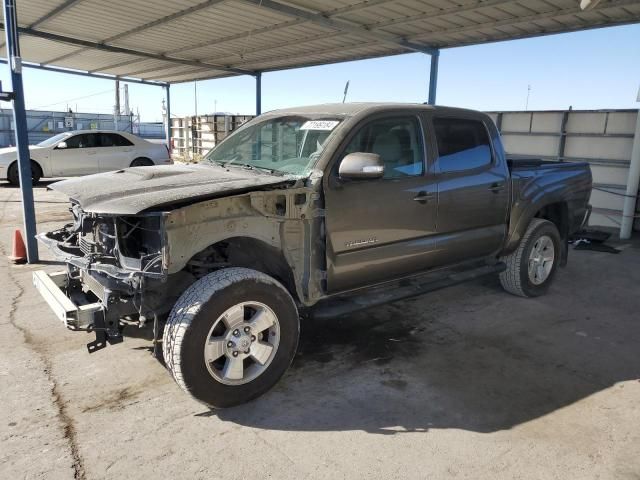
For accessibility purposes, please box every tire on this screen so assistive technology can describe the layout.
[499,218,562,298]
[163,267,299,408]
[130,157,154,167]
[7,161,42,186]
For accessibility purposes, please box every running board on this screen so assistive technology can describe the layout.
[310,262,506,320]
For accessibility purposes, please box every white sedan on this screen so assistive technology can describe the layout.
[0,130,172,185]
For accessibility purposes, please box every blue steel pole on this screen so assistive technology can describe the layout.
[165,84,171,151]
[3,0,38,262]
[255,72,262,116]
[428,49,439,105]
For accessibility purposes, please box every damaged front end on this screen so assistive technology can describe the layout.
[34,202,180,353]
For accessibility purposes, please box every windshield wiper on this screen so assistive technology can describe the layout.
[236,163,283,176]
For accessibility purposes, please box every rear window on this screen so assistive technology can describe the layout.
[433,117,492,172]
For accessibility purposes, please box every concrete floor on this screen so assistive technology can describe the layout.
[1,182,638,480]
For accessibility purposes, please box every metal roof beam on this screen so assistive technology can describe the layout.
[87,0,397,74]
[1,24,255,76]
[0,58,167,86]
[44,0,227,65]
[240,0,438,54]
[413,0,640,41]
[28,0,85,28]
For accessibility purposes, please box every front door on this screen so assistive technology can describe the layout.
[51,133,99,176]
[324,115,438,293]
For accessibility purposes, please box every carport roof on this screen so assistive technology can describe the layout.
[1,0,640,84]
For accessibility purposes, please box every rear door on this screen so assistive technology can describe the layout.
[430,115,509,264]
[324,114,439,292]
[50,133,99,176]
[97,133,135,171]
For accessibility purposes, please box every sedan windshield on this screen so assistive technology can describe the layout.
[37,132,72,147]
[205,115,343,176]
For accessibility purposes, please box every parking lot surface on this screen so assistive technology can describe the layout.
[1,183,638,480]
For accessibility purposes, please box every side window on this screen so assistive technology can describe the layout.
[342,116,425,179]
[433,117,492,173]
[112,134,134,146]
[99,133,115,147]
[65,133,97,149]
[98,133,133,147]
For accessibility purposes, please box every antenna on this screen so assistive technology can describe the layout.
[525,84,531,111]
[342,80,350,103]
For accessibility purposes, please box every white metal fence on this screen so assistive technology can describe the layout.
[487,109,639,232]
[0,109,165,146]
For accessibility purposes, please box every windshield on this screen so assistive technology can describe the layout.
[37,132,72,147]
[205,115,343,175]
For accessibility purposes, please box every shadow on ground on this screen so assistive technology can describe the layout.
[1,179,62,191]
[207,262,639,434]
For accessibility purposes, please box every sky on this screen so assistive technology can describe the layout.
[1,23,639,122]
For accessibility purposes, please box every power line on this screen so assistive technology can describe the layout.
[30,88,115,110]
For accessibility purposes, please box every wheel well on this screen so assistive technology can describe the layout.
[534,202,569,264]
[130,157,153,166]
[184,237,299,301]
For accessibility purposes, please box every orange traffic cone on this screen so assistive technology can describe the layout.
[9,229,27,264]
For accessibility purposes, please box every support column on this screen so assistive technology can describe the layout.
[620,109,640,239]
[3,0,38,262]
[255,72,262,116]
[164,84,171,152]
[428,50,440,105]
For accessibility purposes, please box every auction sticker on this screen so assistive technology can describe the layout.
[300,120,340,131]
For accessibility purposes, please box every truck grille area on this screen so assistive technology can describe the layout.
[38,203,166,280]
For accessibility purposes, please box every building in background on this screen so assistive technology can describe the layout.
[0,108,165,147]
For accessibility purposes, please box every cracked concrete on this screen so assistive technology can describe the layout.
[0,183,639,480]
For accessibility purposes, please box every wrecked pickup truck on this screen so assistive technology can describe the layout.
[34,103,592,407]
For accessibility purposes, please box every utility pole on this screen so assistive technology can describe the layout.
[123,84,130,115]
[525,84,531,111]
[194,80,198,117]
[114,79,120,131]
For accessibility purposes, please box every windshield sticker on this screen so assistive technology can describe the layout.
[300,120,339,131]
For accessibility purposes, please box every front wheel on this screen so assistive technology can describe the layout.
[499,218,561,297]
[163,268,299,408]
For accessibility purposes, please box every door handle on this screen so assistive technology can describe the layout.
[413,191,435,204]
[488,183,505,193]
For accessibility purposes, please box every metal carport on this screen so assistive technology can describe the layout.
[2,0,640,261]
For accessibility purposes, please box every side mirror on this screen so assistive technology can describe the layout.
[56,141,68,149]
[338,152,384,180]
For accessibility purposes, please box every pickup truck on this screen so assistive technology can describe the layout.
[33,103,592,408]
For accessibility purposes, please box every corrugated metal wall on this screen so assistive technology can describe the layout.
[487,109,639,231]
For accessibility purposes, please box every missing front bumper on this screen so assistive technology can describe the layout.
[32,270,126,353]
[32,270,102,330]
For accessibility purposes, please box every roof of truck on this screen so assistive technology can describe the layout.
[264,102,487,118]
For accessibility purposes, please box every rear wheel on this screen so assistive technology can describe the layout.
[163,268,299,408]
[499,218,561,297]
[130,157,154,167]
[7,161,42,186]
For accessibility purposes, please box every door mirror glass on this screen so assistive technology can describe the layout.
[56,141,68,149]
[339,152,384,179]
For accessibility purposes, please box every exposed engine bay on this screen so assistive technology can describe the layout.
[38,203,194,353]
